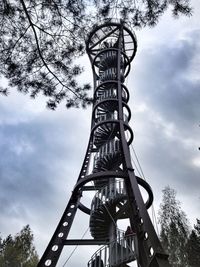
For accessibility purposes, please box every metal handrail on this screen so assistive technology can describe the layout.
[91,180,126,212]
[90,18,137,40]
[95,112,128,124]
[95,88,127,104]
[88,232,136,267]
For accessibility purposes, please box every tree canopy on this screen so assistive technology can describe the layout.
[0,225,39,267]
[158,186,190,267]
[187,219,200,267]
[0,0,192,109]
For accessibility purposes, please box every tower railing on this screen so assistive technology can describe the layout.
[91,179,126,211]
[88,231,136,267]
[94,82,129,105]
[94,113,129,124]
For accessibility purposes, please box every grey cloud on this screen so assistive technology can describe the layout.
[128,28,200,228]
[133,29,200,133]
[0,102,91,240]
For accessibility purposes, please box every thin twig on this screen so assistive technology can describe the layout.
[19,0,83,99]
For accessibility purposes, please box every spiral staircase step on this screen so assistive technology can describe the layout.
[96,88,127,104]
[90,193,128,240]
[98,101,118,111]
[99,68,117,80]
[96,83,117,95]
[110,242,135,266]
[90,205,111,239]
[93,152,122,188]
[99,55,117,70]
[94,124,118,148]
[93,152,122,173]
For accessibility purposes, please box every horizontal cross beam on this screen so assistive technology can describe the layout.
[63,239,108,246]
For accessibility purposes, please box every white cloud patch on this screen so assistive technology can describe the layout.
[191,157,200,168]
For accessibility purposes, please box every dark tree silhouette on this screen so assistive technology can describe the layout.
[0,0,192,109]
[187,219,200,267]
[158,186,190,267]
[0,0,92,109]
[0,225,39,266]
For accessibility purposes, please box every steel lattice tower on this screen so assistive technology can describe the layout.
[38,20,171,267]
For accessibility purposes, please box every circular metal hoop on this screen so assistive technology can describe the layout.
[91,120,134,145]
[77,174,153,215]
[86,21,137,63]
[92,48,131,78]
[94,81,130,103]
[92,99,132,122]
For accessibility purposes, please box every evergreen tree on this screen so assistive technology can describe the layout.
[158,186,190,267]
[0,0,192,109]
[0,225,39,267]
[187,219,200,267]
[194,218,200,235]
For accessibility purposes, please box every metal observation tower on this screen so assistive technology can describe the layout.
[38,20,171,267]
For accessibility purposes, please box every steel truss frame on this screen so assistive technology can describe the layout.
[37,20,171,267]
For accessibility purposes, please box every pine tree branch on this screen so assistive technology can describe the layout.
[2,25,31,59]
[19,0,83,100]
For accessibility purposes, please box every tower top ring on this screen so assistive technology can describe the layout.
[86,19,137,63]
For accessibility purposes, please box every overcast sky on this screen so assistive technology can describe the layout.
[0,1,200,266]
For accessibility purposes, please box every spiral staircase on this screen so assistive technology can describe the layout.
[87,22,138,267]
[89,180,137,266]
[38,20,171,267]
[88,230,136,267]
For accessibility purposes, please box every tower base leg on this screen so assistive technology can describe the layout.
[149,253,171,267]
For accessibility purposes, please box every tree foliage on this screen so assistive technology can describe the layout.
[92,0,192,27]
[0,0,192,109]
[187,219,200,267]
[158,186,190,267]
[0,225,39,267]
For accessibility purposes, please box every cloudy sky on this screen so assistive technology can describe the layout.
[0,1,200,266]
